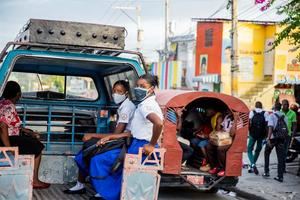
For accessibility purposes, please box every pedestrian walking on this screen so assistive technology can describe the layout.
[248,101,269,175]
[281,99,297,172]
[263,102,288,182]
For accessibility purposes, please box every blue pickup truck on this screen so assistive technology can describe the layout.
[0,19,159,200]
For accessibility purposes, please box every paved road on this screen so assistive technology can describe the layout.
[159,187,240,200]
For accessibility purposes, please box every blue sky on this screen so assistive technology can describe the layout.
[0,0,285,61]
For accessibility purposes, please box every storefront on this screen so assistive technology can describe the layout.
[193,74,220,92]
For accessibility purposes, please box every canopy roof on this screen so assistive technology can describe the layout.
[156,90,249,113]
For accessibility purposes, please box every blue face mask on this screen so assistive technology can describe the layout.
[134,87,149,102]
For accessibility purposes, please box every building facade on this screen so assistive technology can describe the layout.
[194,18,299,109]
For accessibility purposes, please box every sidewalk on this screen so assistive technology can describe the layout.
[236,150,300,200]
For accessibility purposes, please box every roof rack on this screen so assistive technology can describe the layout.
[15,19,126,50]
[0,41,147,72]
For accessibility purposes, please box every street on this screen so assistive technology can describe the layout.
[158,146,300,200]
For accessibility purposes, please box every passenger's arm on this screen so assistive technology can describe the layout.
[0,123,11,147]
[96,132,132,146]
[82,123,127,142]
[114,123,127,134]
[215,115,223,131]
[266,126,272,146]
[229,116,238,137]
[143,113,163,155]
[82,133,107,141]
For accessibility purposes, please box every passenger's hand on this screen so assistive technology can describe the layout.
[96,136,111,146]
[143,144,155,156]
[82,134,93,142]
[23,129,40,139]
[31,131,40,139]
[176,108,186,117]
[266,138,271,147]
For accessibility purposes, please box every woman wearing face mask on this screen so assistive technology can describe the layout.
[64,80,136,196]
[87,74,163,200]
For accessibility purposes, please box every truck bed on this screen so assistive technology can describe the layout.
[33,184,95,200]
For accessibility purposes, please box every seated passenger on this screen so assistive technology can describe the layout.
[200,107,223,172]
[64,80,136,196]
[204,112,236,176]
[175,108,194,164]
[191,122,212,168]
[0,81,50,189]
[87,74,163,200]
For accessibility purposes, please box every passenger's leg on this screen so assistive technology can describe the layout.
[283,136,291,172]
[217,145,230,169]
[9,136,49,188]
[180,142,194,163]
[64,151,88,194]
[206,143,217,168]
[275,139,285,180]
[263,140,274,176]
[247,135,256,166]
[253,137,263,165]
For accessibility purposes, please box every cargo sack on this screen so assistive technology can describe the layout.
[209,131,232,146]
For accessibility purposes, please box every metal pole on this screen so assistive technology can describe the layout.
[136,5,142,52]
[164,0,169,61]
[231,0,238,96]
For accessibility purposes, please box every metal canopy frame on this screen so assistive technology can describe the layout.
[0,41,147,72]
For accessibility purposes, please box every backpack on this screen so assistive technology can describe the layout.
[273,114,288,139]
[250,110,267,139]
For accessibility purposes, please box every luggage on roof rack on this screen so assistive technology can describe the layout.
[15,19,126,50]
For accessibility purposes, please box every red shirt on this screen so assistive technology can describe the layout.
[0,99,21,136]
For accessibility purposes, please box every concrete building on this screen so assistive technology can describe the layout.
[193,18,299,109]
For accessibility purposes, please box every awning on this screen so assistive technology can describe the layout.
[192,74,220,84]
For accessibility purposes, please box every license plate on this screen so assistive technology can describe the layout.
[186,175,204,185]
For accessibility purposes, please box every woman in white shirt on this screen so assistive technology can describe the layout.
[64,80,136,196]
[88,74,163,200]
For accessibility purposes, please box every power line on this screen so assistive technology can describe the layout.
[100,0,120,23]
[208,0,228,18]
[110,0,136,24]
[234,0,288,31]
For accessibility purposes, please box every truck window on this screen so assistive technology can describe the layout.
[8,72,98,101]
[104,70,138,101]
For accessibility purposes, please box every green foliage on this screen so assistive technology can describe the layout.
[272,0,300,60]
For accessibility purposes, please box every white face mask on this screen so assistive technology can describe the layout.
[112,93,126,104]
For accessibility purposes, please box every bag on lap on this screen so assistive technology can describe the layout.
[209,131,232,146]
[250,111,267,139]
[82,137,132,173]
[273,114,288,139]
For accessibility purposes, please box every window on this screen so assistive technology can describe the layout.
[9,72,98,101]
[205,28,213,47]
[104,70,138,101]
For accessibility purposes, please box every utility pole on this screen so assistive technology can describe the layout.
[136,5,143,52]
[164,0,169,61]
[231,0,238,96]
[114,5,143,52]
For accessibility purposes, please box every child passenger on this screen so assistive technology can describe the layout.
[64,80,136,197]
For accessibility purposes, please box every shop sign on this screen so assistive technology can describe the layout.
[276,74,300,84]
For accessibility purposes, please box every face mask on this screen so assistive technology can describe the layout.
[134,87,149,102]
[112,93,126,104]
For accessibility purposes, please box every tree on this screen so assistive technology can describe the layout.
[253,0,300,58]
[271,0,300,59]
